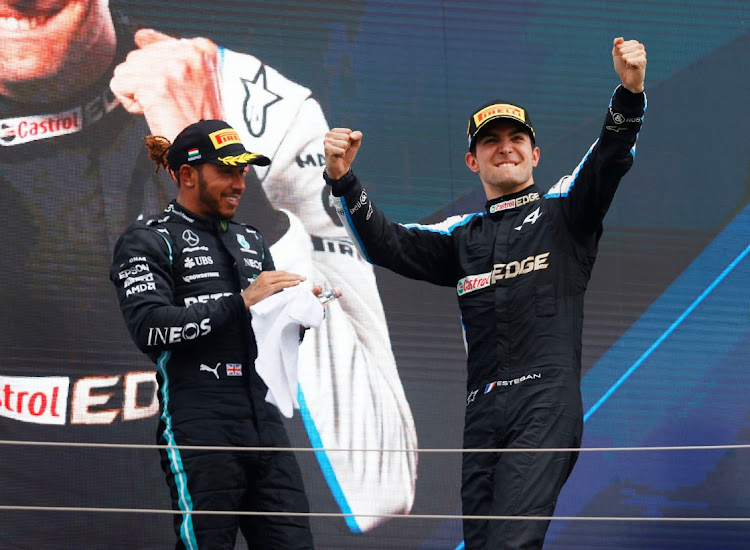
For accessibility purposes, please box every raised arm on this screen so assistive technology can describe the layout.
[545,37,647,238]
[324,128,462,286]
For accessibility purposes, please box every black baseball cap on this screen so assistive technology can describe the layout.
[467,100,535,149]
[167,119,271,172]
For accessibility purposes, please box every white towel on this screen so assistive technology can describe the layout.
[250,284,324,418]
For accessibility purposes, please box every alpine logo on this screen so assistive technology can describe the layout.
[514,206,542,231]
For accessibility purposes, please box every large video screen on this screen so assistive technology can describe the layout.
[1,1,748,548]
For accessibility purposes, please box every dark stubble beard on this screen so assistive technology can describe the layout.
[196,166,235,220]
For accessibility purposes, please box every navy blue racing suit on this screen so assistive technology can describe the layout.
[110,200,313,550]
[325,86,646,549]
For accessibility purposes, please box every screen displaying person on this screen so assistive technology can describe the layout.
[0,1,415,546]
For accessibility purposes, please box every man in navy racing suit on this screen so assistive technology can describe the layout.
[111,119,316,549]
[322,37,648,549]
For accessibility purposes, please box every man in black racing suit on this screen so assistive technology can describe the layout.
[110,120,315,549]
[322,38,648,549]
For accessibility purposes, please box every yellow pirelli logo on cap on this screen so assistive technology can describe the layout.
[209,128,242,149]
[473,104,525,126]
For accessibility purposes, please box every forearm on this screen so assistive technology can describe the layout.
[325,169,458,285]
[122,294,245,354]
[546,86,646,234]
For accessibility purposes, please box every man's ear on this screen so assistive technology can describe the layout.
[465,151,479,173]
[178,164,195,187]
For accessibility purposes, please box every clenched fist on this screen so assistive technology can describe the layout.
[110,29,223,141]
[324,128,363,180]
[612,37,647,94]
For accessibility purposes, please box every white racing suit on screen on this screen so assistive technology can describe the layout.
[0,25,415,539]
[218,48,418,531]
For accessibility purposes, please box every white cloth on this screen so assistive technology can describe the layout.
[251,284,324,418]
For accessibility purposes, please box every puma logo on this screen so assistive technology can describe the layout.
[200,362,220,379]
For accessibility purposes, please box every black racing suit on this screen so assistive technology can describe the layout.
[326,86,646,549]
[110,200,313,550]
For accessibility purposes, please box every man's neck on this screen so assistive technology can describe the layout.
[484,180,535,201]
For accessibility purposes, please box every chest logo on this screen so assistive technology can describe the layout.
[515,206,542,231]
[236,234,252,252]
[182,229,200,247]
[457,252,551,296]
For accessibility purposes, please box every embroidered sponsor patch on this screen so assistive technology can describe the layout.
[456,272,492,296]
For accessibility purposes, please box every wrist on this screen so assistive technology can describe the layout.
[622,84,644,94]
[619,82,645,95]
[323,169,357,197]
[614,84,646,110]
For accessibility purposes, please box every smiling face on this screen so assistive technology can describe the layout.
[465,119,540,200]
[0,0,116,101]
[178,163,248,220]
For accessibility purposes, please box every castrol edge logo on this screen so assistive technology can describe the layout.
[0,372,158,426]
[456,252,550,296]
[209,128,242,149]
[457,271,492,296]
[1,87,119,146]
[1,108,82,146]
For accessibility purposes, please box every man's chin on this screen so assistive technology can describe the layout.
[0,0,91,83]
[221,209,238,221]
[0,0,87,41]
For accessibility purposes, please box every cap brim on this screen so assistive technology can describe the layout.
[210,152,271,167]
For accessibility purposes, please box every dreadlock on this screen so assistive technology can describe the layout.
[143,135,171,173]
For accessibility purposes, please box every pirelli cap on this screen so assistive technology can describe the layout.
[467,100,535,149]
[167,119,271,172]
